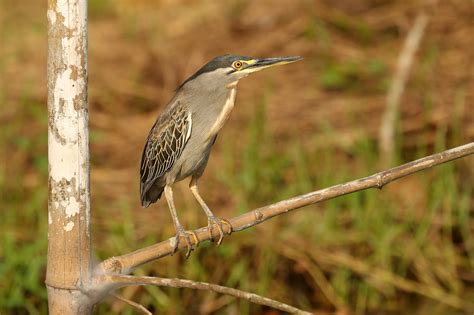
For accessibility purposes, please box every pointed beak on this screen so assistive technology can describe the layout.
[246,56,303,72]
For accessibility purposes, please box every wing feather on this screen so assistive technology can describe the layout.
[140,103,192,205]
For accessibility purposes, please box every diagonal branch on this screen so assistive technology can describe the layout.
[110,293,152,315]
[96,142,474,275]
[102,275,312,315]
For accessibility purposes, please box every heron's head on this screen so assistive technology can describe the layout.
[179,54,302,90]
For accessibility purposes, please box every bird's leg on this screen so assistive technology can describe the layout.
[164,185,198,258]
[189,178,232,245]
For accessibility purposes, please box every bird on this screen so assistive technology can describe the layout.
[140,54,302,257]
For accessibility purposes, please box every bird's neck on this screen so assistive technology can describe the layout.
[226,81,238,89]
[206,87,237,139]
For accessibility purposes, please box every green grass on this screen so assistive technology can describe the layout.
[1,77,472,315]
[1,98,472,315]
[0,92,49,314]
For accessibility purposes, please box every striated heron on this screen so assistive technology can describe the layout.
[140,54,302,257]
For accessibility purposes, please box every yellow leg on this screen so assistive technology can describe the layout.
[189,178,232,245]
[164,185,198,258]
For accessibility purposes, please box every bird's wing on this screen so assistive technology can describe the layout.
[140,102,192,196]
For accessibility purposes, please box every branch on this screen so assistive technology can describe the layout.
[102,275,312,315]
[97,142,474,275]
[110,293,152,315]
[379,12,429,165]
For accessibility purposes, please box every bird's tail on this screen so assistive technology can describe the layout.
[140,181,164,207]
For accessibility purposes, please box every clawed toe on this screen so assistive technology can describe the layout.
[172,228,199,258]
[207,216,233,246]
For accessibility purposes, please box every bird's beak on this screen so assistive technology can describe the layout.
[244,56,303,73]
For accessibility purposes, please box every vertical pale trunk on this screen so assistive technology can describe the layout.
[46,0,92,313]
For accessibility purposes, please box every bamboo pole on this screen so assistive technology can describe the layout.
[46,0,93,313]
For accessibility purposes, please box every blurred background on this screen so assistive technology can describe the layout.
[1,0,473,314]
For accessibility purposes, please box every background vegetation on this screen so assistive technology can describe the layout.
[1,0,473,314]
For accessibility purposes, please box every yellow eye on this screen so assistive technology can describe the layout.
[232,61,243,69]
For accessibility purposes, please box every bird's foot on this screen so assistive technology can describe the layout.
[207,216,233,246]
[172,226,199,259]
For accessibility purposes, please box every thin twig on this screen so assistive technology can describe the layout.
[96,142,474,275]
[102,275,312,315]
[379,12,429,165]
[110,293,152,315]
